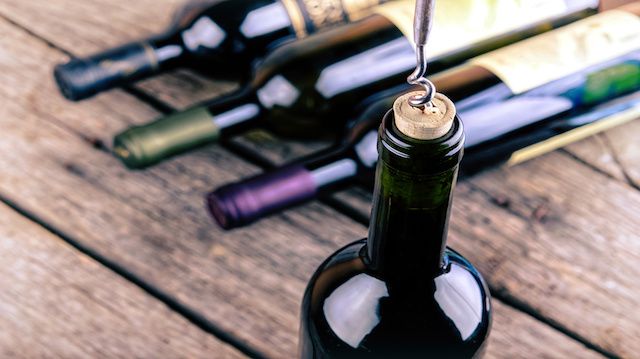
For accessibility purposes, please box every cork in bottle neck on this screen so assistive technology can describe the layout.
[393,92,456,140]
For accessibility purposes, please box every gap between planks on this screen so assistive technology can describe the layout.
[0,191,267,359]
[0,201,244,358]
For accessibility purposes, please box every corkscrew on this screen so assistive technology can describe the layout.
[407,0,436,108]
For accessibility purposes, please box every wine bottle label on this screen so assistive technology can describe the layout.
[581,62,640,105]
[471,10,640,94]
[281,0,385,38]
[373,0,567,55]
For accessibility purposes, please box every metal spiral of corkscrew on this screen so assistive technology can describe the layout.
[407,0,437,109]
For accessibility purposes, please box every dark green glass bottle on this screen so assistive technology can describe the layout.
[298,92,491,357]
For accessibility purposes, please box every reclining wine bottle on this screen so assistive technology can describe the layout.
[464,90,640,171]
[53,0,391,101]
[207,7,640,229]
[112,0,599,169]
[298,91,492,358]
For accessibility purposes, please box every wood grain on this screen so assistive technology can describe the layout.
[602,0,638,10]
[463,153,640,357]
[0,7,604,359]
[0,202,243,358]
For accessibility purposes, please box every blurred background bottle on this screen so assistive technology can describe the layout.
[112,0,600,169]
[54,0,390,100]
[207,6,640,229]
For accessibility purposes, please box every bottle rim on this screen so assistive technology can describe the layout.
[378,109,465,175]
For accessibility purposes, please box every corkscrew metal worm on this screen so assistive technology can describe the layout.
[407,0,436,108]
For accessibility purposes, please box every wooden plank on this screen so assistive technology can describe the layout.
[565,121,640,188]
[462,153,640,357]
[0,202,243,358]
[602,0,638,10]
[601,120,640,187]
[488,303,600,359]
[564,134,627,182]
[0,11,602,359]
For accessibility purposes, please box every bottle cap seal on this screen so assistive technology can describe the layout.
[393,92,455,140]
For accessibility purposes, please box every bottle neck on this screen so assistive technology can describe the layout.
[148,34,189,70]
[366,112,464,280]
[205,90,267,137]
[366,161,458,278]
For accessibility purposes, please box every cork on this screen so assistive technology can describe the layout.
[393,92,456,140]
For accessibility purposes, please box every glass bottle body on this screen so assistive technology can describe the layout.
[299,241,491,358]
[299,109,491,358]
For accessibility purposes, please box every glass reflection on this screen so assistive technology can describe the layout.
[323,273,389,348]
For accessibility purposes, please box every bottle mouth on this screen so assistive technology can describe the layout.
[112,130,150,169]
[379,109,465,174]
[205,165,318,230]
[392,92,456,140]
[206,188,242,230]
[53,62,92,101]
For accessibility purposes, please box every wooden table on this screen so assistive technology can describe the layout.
[0,0,637,358]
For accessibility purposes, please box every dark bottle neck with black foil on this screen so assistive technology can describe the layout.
[365,107,464,281]
[53,36,184,101]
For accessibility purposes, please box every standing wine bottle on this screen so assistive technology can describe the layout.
[298,92,491,358]
[112,0,600,169]
[206,6,640,229]
[54,0,390,101]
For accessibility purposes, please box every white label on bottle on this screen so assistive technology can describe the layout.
[471,10,640,94]
[374,0,567,54]
[280,0,385,38]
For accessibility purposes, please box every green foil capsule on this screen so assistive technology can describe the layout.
[113,106,219,169]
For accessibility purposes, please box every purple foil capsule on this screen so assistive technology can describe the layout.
[206,165,318,229]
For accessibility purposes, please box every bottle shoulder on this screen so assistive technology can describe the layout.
[253,20,408,101]
[169,0,294,77]
[300,241,492,357]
